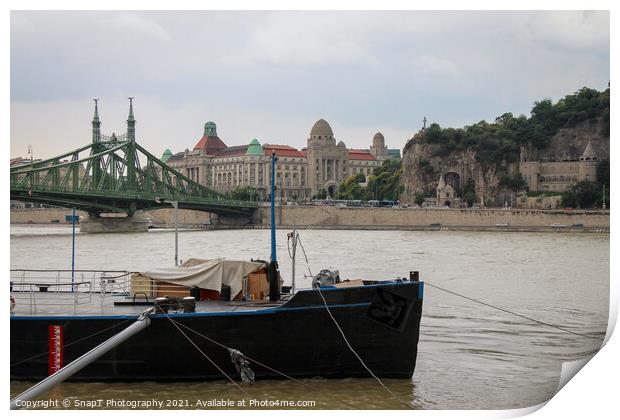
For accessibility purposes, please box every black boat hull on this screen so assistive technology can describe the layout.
[11,281,423,381]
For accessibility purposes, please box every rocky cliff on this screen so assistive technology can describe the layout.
[528,116,609,161]
[400,135,514,204]
[400,116,609,205]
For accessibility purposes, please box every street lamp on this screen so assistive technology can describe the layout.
[156,197,179,266]
[28,144,33,195]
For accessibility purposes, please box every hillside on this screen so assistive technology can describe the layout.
[400,87,610,206]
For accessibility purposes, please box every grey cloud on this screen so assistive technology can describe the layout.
[10,10,609,160]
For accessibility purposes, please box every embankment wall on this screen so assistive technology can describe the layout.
[259,206,609,230]
[11,206,609,232]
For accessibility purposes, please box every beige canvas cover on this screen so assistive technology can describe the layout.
[139,258,265,299]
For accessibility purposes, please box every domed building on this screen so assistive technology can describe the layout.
[160,149,173,163]
[306,118,348,197]
[369,132,388,160]
[166,118,397,200]
[193,122,227,155]
[309,119,335,139]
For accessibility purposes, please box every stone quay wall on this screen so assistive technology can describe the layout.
[10,206,609,232]
[9,208,214,227]
[259,205,609,231]
[10,208,89,224]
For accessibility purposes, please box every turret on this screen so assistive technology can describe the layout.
[204,121,217,137]
[578,139,598,182]
[127,97,136,142]
[373,132,385,150]
[370,132,388,159]
[437,173,446,190]
[92,99,101,143]
[579,139,598,162]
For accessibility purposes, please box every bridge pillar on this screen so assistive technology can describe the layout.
[80,213,149,233]
[210,212,257,229]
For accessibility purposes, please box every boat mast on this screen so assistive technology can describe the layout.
[268,151,280,302]
[270,151,277,262]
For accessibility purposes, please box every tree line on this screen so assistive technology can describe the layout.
[422,87,609,165]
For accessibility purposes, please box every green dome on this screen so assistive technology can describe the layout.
[161,149,173,163]
[204,121,217,136]
[246,138,264,155]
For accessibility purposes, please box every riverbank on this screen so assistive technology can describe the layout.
[10,206,609,233]
[257,205,609,233]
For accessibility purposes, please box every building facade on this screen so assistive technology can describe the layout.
[519,139,599,192]
[166,119,396,200]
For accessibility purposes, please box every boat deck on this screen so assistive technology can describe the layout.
[10,292,285,318]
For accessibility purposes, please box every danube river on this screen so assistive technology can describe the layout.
[10,226,609,409]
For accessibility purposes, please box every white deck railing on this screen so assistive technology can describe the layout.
[10,269,131,314]
[10,269,197,315]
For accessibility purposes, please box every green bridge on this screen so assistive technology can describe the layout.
[10,99,258,221]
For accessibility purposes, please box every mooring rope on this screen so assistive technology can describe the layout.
[298,232,601,342]
[169,319,306,386]
[168,315,360,409]
[164,314,251,397]
[314,286,415,409]
[10,318,132,368]
[296,238,414,409]
[296,236,314,278]
[424,282,602,340]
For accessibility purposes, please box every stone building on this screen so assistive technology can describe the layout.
[436,173,457,207]
[519,139,599,192]
[166,119,395,200]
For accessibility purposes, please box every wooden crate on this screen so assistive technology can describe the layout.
[247,273,269,300]
[130,274,153,297]
[154,281,191,298]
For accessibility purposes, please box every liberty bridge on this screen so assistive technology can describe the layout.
[10,99,259,232]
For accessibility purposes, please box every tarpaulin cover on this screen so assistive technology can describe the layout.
[139,258,265,299]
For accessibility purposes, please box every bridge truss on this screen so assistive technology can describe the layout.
[10,139,257,217]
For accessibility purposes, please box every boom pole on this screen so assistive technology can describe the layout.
[10,309,152,410]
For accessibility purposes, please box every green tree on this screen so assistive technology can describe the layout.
[366,160,403,201]
[597,159,610,188]
[499,173,527,191]
[313,189,327,200]
[419,87,609,167]
[228,186,257,201]
[414,192,425,206]
[561,181,602,208]
[337,174,367,200]
[462,183,477,207]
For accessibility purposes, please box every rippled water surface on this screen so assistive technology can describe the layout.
[10,226,609,409]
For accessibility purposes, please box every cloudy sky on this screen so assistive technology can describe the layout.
[10,10,610,160]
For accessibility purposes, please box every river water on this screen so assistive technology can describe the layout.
[10,226,609,409]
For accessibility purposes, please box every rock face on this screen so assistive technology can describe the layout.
[400,117,609,205]
[400,133,514,205]
[529,117,609,162]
